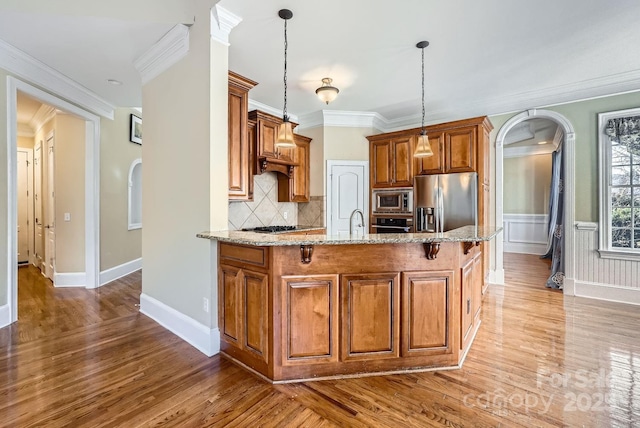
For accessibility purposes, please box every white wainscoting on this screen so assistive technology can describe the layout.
[503,214,549,255]
[574,222,640,305]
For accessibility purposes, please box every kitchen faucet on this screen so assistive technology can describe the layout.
[349,209,365,236]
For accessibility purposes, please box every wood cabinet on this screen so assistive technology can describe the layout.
[341,273,400,361]
[370,136,413,188]
[228,72,257,200]
[414,131,445,175]
[401,270,455,357]
[216,240,491,382]
[278,134,311,202]
[248,110,297,176]
[280,275,339,366]
[460,245,483,351]
[218,243,270,373]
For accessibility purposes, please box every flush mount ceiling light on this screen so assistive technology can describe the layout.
[414,40,434,158]
[315,77,339,104]
[276,8,296,148]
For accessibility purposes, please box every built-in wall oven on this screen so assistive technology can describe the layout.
[372,188,413,215]
[371,217,413,234]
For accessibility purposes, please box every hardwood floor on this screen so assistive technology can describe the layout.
[1,258,639,427]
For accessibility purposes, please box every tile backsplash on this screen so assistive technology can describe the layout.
[298,196,325,227]
[228,172,298,230]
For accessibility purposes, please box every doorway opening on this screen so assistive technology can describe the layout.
[7,77,101,324]
[495,109,576,293]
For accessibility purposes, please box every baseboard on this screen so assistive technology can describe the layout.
[100,258,142,286]
[54,272,86,287]
[0,303,10,328]
[139,293,220,357]
[503,243,547,255]
[574,280,640,306]
[489,268,505,285]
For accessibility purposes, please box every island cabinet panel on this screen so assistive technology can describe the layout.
[243,270,269,360]
[281,275,339,366]
[341,273,400,360]
[220,265,242,345]
[401,270,455,357]
[460,257,475,350]
[218,264,270,372]
[472,252,482,321]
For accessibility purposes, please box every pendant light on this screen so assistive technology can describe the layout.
[276,9,296,148]
[315,77,339,104]
[414,41,434,158]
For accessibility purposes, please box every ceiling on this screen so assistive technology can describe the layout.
[2,0,640,125]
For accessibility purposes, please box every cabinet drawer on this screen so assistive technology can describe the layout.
[220,242,269,269]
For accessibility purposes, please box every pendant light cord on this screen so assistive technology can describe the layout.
[283,17,288,122]
[421,46,425,132]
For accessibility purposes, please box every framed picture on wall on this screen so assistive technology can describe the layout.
[130,114,142,145]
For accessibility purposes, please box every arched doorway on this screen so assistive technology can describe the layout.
[495,109,577,295]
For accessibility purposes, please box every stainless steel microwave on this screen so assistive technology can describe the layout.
[372,188,413,214]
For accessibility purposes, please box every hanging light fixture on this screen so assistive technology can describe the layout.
[414,40,434,158]
[315,77,339,104]
[276,9,296,148]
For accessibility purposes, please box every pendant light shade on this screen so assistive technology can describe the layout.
[276,120,295,147]
[276,9,296,148]
[414,131,434,157]
[315,77,339,104]
[414,40,433,158]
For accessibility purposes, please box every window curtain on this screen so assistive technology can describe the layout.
[543,145,564,289]
[605,116,640,156]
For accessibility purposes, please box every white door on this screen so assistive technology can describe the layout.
[34,141,44,270]
[45,132,55,280]
[326,160,368,236]
[17,150,30,263]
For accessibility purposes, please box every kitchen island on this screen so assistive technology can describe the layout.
[198,226,501,382]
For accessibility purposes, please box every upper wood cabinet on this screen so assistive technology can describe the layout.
[370,136,414,188]
[278,134,311,203]
[444,126,476,173]
[228,71,257,201]
[414,131,445,175]
[248,110,297,176]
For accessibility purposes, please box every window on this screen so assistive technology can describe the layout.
[598,108,640,260]
[128,158,142,230]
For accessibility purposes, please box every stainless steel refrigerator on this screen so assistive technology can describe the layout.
[414,172,477,232]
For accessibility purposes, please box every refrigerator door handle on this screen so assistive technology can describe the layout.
[437,187,444,233]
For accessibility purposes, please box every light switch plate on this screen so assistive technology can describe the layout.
[64,213,71,222]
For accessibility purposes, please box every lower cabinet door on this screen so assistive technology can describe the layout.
[472,252,482,321]
[242,269,269,363]
[401,270,455,356]
[461,258,474,350]
[280,275,339,365]
[341,273,400,361]
[219,265,242,347]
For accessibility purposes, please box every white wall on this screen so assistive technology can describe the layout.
[141,1,227,356]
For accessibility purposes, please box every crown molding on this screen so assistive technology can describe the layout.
[134,24,190,85]
[248,99,298,124]
[17,122,34,137]
[0,39,114,119]
[211,5,242,46]
[503,143,556,159]
[30,103,57,133]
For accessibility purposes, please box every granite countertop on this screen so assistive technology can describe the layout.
[197,225,502,247]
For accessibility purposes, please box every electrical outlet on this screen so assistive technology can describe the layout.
[203,297,209,313]
[283,211,288,220]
